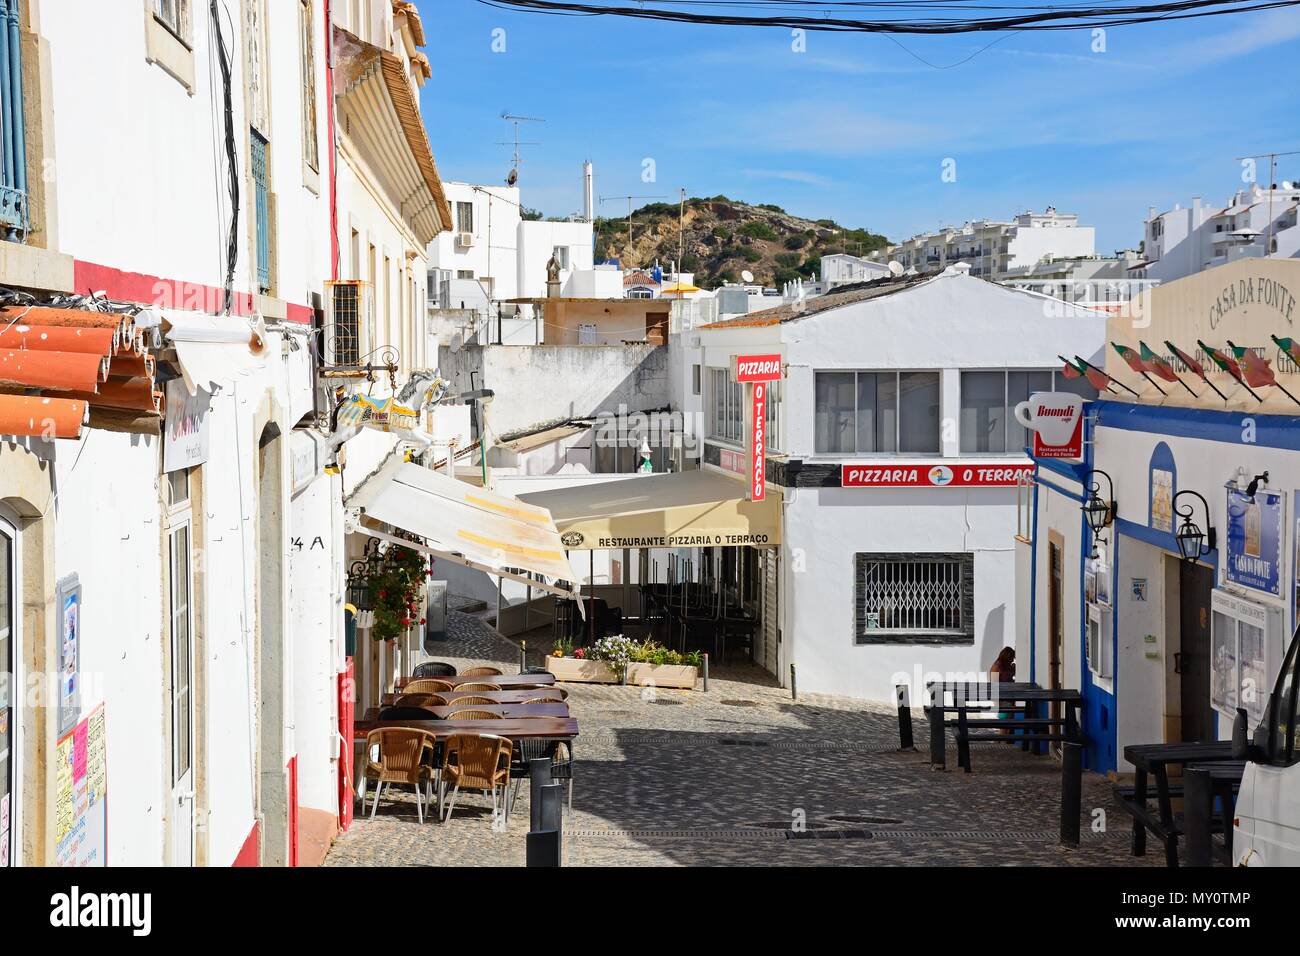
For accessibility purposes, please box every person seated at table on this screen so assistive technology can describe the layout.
[989,647,1015,733]
[989,646,1015,683]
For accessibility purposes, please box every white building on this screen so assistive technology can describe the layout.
[871,208,1096,280]
[682,266,1106,700]
[821,253,892,290]
[1132,183,1300,284]
[0,0,339,867]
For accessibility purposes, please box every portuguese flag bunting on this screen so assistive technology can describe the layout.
[1112,341,1166,395]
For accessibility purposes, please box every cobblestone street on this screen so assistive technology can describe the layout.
[325,612,1153,867]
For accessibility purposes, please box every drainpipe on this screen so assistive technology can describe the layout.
[325,0,339,281]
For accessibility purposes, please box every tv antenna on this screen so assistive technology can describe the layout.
[1234,148,1300,256]
[599,194,666,267]
[498,112,544,185]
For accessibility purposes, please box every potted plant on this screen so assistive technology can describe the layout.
[546,636,700,689]
[367,542,428,644]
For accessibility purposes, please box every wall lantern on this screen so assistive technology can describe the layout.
[1081,469,1117,558]
[1172,489,1215,565]
[1245,470,1269,500]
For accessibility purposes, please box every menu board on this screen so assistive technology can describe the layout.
[54,704,106,867]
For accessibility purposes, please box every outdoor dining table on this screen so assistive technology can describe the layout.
[382,689,566,705]
[353,716,579,800]
[1183,760,1247,866]
[1120,740,1238,867]
[928,686,1084,770]
[363,703,570,720]
[396,673,556,689]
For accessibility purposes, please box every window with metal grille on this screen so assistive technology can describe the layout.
[328,281,363,365]
[855,553,974,645]
[251,130,270,292]
[0,0,29,239]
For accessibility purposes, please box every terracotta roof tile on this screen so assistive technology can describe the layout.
[0,395,88,440]
[698,274,930,330]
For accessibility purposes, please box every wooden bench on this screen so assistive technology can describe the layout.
[924,686,1084,772]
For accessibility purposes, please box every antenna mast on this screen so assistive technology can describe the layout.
[498,111,545,183]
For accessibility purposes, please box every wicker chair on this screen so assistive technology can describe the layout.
[462,666,504,678]
[440,733,513,824]
[508,738,575,816]
[395,693,446,708]
[446,709,500,720]
[405,678,454,694]
[521,697,560,705]
[455,681,501,692]
[363,728,437,823]
[448,695,496,706]
[413,661,457,678]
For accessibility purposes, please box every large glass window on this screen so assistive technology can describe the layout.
[709,368,782,450]
[960,369,1092,454]
[815,371,939,455]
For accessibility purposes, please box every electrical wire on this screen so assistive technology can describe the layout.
[211,0,240,316]
[477,0,1300,33]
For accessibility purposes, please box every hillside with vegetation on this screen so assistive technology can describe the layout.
[592,197,890,289]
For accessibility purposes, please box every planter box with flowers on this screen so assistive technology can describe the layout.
[547,636,700,690]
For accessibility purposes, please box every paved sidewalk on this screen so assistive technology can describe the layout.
[325,611,1152,867]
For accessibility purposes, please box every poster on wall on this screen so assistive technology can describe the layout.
[54,703,107,867]
[1211,614,1238,715]
[1150,469,1174,533]
[163,378,211,474]
[55,574,81,738]
[1224,486,1284,597]
[1211,588,1281,727]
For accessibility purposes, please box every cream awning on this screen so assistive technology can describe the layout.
[518,469,781,550]
[346,457,582,599]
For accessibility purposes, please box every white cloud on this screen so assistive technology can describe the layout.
[740,168,835,187]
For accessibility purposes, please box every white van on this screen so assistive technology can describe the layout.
[1233,624,1300,865]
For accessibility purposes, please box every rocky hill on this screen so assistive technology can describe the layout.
[592,196,890,289]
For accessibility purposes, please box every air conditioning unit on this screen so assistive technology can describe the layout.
[323,279,372,367]
[455,231,474,248]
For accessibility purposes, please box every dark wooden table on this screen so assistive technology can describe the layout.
[929,687,1083,770]
[396,673,556,690]
[353,716,579,800]
[364,703,570,721]
[1184,760,1247,866]
[1121,741,1237,867]
[383,689,565,705]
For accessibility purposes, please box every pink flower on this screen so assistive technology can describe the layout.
[573,648,585,659]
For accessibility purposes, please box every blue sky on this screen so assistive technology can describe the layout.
[415,1,1300,252]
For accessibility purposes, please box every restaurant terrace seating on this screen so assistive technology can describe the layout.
[364,728,437,823]
[447,709,500,720]
[413,661,457,678]
[455,682,501,692]
[395,693,446,708]
[462,666,504,678]
[447,696,496,706]
[406,678,455,694]
[440,734,513,825]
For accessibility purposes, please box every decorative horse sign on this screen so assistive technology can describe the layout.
[326,369,447,466]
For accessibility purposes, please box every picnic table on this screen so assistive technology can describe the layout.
[1118,741,1239,867]
[364,703,570,721]
[1184,761,1247,866]
[927,685,1084,772]
[396,673,556,690]
[382,689,565,705]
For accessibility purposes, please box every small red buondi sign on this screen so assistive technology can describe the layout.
[733,354,782,382]
[841,463,1034,488]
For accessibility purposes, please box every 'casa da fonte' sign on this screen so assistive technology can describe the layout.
[1208,274,1297,329]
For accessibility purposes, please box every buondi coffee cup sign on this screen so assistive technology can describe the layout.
[1013,391,1084,459]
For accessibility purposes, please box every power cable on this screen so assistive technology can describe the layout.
[211,0,240,316]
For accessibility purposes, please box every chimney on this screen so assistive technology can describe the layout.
[582,160,594,222]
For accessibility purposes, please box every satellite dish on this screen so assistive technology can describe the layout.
[888,260,904,276]
[741,270,755,283]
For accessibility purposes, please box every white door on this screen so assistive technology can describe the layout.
[166,496,195,866]
[0,512,19,867]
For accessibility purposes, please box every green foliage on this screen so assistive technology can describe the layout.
[679,253,701,273]
[740,246,763,263]
[773,267,801,287]
[739,221,778,241]
[719,268,739,284]
[366,545,428,643]
[712,226,731,240]
[802,255,821,276]
[775,252,801,268]
[756,203,785,213]
[784,234,806,250]
[521,207,543,221]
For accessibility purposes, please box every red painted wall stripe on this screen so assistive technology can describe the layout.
[72,259,313,324]
[231,822,260,866]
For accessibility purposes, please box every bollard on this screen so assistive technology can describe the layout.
[528,757,552,833]
[929,701,946,769]
[702,653,709,692]
[1060,741,1083,847]
[896,683,915,751]
[526,829,561,867]
[520,640,527,673]
[1185,767,1212,867]
[790,663,797,701]
[538,781,564,865]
